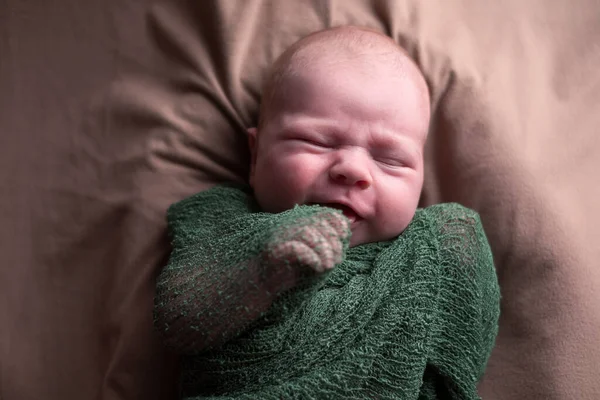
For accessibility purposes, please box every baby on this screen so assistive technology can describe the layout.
[155,26,500,399]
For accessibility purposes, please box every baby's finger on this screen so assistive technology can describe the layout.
[272,240,323,273]
[294,225,335,273]
[310,220,342,270]
[319,210,351,239]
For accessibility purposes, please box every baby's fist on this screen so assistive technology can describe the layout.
[265,210,350,274]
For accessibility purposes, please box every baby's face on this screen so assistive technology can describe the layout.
[249,60,428,246]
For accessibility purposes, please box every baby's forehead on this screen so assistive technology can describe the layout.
[260,27,430,130]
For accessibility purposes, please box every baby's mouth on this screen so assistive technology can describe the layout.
[317,203,360,224]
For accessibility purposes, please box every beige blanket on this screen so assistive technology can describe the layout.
[1,1,599,399]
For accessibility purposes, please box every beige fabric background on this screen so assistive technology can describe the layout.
[1,0,599,399]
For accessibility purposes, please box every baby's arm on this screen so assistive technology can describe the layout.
[419,204,500,399]
[153,184,350,354]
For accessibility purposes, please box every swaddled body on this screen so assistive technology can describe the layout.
[156,185,499,399]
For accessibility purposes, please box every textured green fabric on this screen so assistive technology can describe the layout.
[154,184,500,399]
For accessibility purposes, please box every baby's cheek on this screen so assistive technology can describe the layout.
[377,187,416,234]
[280,154,323,187]
[258,155,318,207]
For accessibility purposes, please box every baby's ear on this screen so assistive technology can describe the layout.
[247,127,258,187]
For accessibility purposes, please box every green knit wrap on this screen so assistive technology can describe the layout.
[154,184,500,399]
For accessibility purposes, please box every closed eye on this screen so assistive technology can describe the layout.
[375,157,405,168]
[296,137,329,148]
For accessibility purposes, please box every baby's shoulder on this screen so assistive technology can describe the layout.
[409,203,491,266]
[417,202,480,221]
[413,202,483,236]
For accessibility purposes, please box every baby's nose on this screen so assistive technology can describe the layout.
[329,149,372,189]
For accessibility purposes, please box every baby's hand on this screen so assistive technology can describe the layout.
[264,209,350,275]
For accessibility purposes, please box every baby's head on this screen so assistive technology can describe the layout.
[248,26,430,247]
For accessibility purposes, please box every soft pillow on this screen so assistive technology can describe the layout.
[5,1,598,399]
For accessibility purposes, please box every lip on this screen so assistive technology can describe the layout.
[308,200,364,224]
